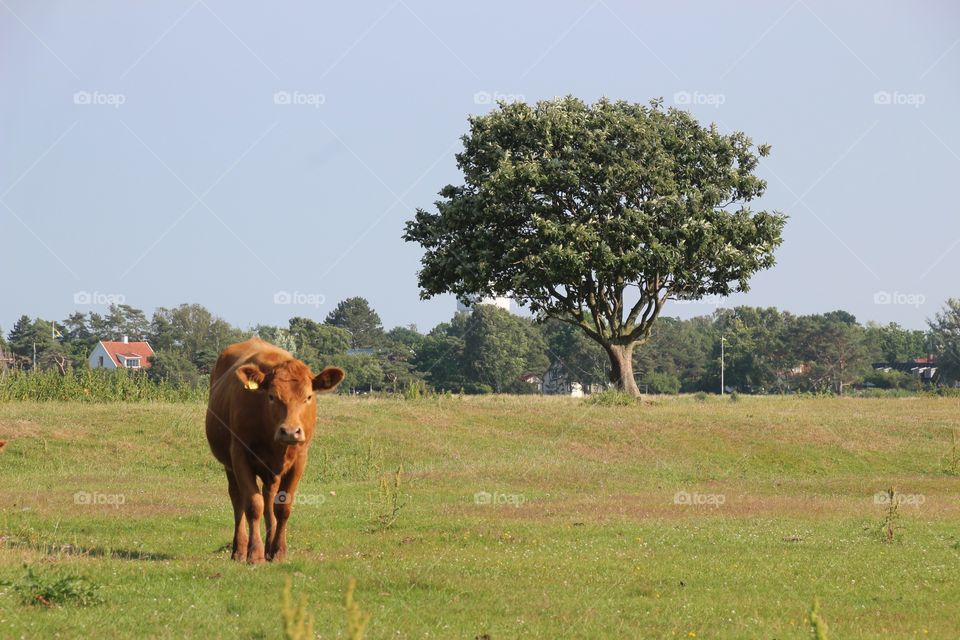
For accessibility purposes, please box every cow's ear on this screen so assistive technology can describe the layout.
[312,366,345,393]
[236,364,267,390]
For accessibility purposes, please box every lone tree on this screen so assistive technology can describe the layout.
[405,97,786,395]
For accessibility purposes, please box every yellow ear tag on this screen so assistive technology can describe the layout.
[245,381,259,390]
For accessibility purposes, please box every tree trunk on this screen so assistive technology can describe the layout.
[605,343,640,396]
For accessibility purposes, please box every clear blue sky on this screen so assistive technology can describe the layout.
[2,0,958,333]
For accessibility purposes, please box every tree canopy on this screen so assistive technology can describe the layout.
[405,96,786,394]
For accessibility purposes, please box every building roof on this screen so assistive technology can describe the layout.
[99,340,154,368]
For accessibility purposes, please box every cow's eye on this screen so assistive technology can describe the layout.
[306,395,313,402]
[268,393,276,402]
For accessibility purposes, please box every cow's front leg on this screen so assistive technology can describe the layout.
[225,468,248,561]
[262,475,281,560]
[268,456,306,562]
[230,440,266,564]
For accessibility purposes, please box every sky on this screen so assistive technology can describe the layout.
[1,0,958,334]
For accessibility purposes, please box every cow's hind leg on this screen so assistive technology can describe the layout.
[226,468,248,561]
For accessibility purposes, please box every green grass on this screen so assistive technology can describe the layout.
[1,395,959,638]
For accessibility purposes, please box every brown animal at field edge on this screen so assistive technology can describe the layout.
[205,338,345,564]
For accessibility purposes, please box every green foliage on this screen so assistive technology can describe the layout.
[809,598,829,640]
[879,488,900,543]
[635,316,714,392]
[864,321,928,363]
[325,297,384,348]
[783,313,872,395]
[147,349,202,388]
[641,371,681,394]
[5,565,102,607]
[928,298,960,384]
[412,325,468,392]
[462,305,549,393]
[344,578,370,640]
[149,304,247,360]
[254,325,298,355]
[325,353,383,393]
[280,577,314,640]
[406,96,785,393]
[862,370,919,390]
[0,368,205,402]
[368,466,406,532]
[541,318,608,387]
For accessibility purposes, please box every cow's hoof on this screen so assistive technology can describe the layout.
[230,552,247,562]
[267,551,286,562]
[247,546,266,564]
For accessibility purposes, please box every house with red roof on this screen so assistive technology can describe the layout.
[88,336,154,370]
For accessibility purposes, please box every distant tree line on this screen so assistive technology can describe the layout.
[2,297,959,394]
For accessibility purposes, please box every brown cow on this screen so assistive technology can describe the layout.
[205,338,345,563]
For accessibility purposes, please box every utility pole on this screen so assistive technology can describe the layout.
[720,335,726,395]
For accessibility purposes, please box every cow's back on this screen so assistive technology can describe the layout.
[206,338,295,466]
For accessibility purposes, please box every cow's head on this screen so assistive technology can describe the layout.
[235,360,345,446]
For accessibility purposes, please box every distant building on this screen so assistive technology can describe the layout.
[456,295,512,314]
[89,336,154,370]
[872,356,937,383]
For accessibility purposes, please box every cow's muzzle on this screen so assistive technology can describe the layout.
[275,425,305,445]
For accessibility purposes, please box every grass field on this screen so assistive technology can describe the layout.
[1,395,959,639]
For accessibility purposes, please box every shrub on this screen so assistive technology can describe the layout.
[4,565,102,607]
[584,389,637,406]
[862,370,919,391]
